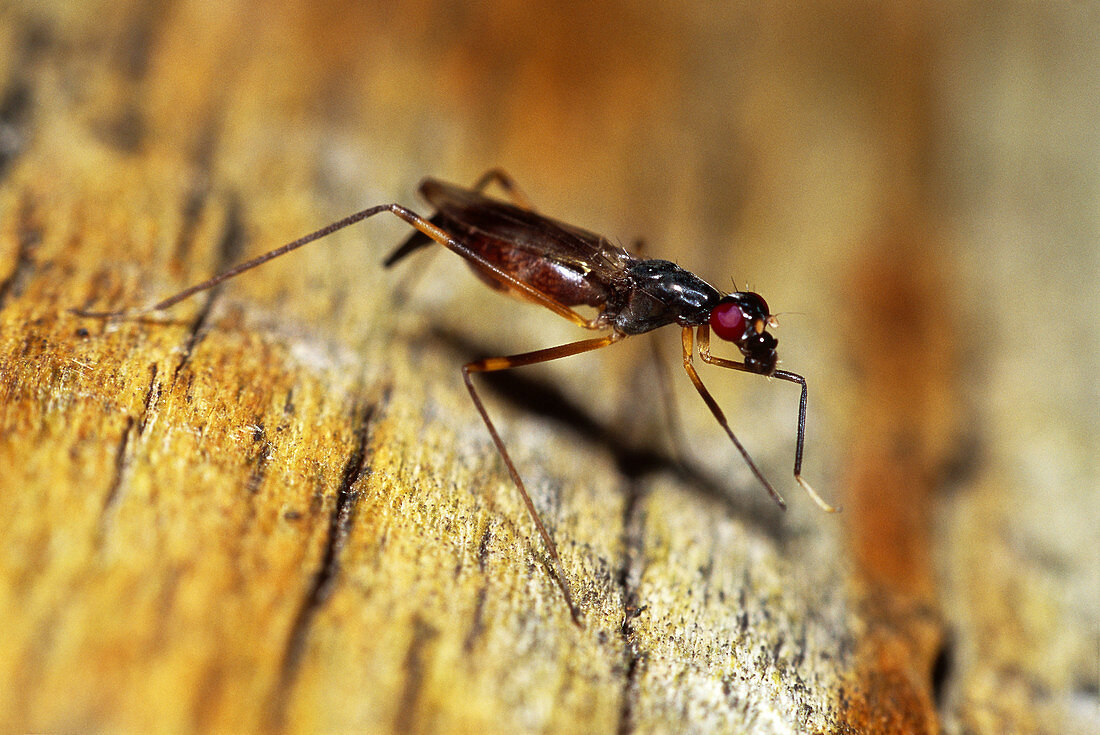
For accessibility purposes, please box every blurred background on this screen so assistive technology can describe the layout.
[0,0,1095,732]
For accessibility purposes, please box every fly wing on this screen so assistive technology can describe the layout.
[419,177,634,279]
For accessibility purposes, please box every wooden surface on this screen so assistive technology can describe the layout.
[1,2,1096,733]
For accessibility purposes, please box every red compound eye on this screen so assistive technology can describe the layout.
[709,301,747,342]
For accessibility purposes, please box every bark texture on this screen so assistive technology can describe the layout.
[0,2,1093,733]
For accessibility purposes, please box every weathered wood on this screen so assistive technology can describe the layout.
[1,2,1094,734]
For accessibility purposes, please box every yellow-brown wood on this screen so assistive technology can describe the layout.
[1,2,1094,734]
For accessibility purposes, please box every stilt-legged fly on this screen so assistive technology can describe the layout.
[75,170,837,623]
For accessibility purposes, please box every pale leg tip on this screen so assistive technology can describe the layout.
[796,476,840,513]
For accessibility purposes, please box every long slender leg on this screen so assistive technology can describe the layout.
[647,335,689,463]
[463,332,623,624]
[681,327,788,509]
[72,204,399,318]
[73,202,600,331]
[696,326,838,513]
[623,239,688,458]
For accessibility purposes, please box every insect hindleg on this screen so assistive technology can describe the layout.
[462,332,622,622]
[73,203,399,317]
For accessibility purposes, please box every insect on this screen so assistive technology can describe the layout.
[75,170,836,621]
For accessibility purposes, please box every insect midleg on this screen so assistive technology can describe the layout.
[646,335,688,463]
[462,332,623,621]
[618,239,688,458]
[696,326,837,512]
[680,326,788,510]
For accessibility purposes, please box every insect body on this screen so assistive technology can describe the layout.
[76,170,836,622]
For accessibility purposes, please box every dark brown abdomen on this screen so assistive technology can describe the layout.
[451,226,610,309]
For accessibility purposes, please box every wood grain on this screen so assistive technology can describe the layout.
[0,2,1094,733]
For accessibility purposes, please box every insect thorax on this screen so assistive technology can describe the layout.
[608,259,722,335]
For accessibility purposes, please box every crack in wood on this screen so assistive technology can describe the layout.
[169,115,221,265]
[112,1,164,82]
[100,415,136,519]
[264,396,383,731]
[0,197,42,311]
[393,616,439,734]
[462,585,489,654]
[79,1,164,150]
[476,522,492,572]
[243,418,273,496]
[0,16,47,181]
[0,80,31,180]
[170,192,245,382]
[135,362,161,435]
[616,481,647,735]
[97,364,160,542]
[460,525,494,653]
[170,173,213,266]
[96,364,160,547]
